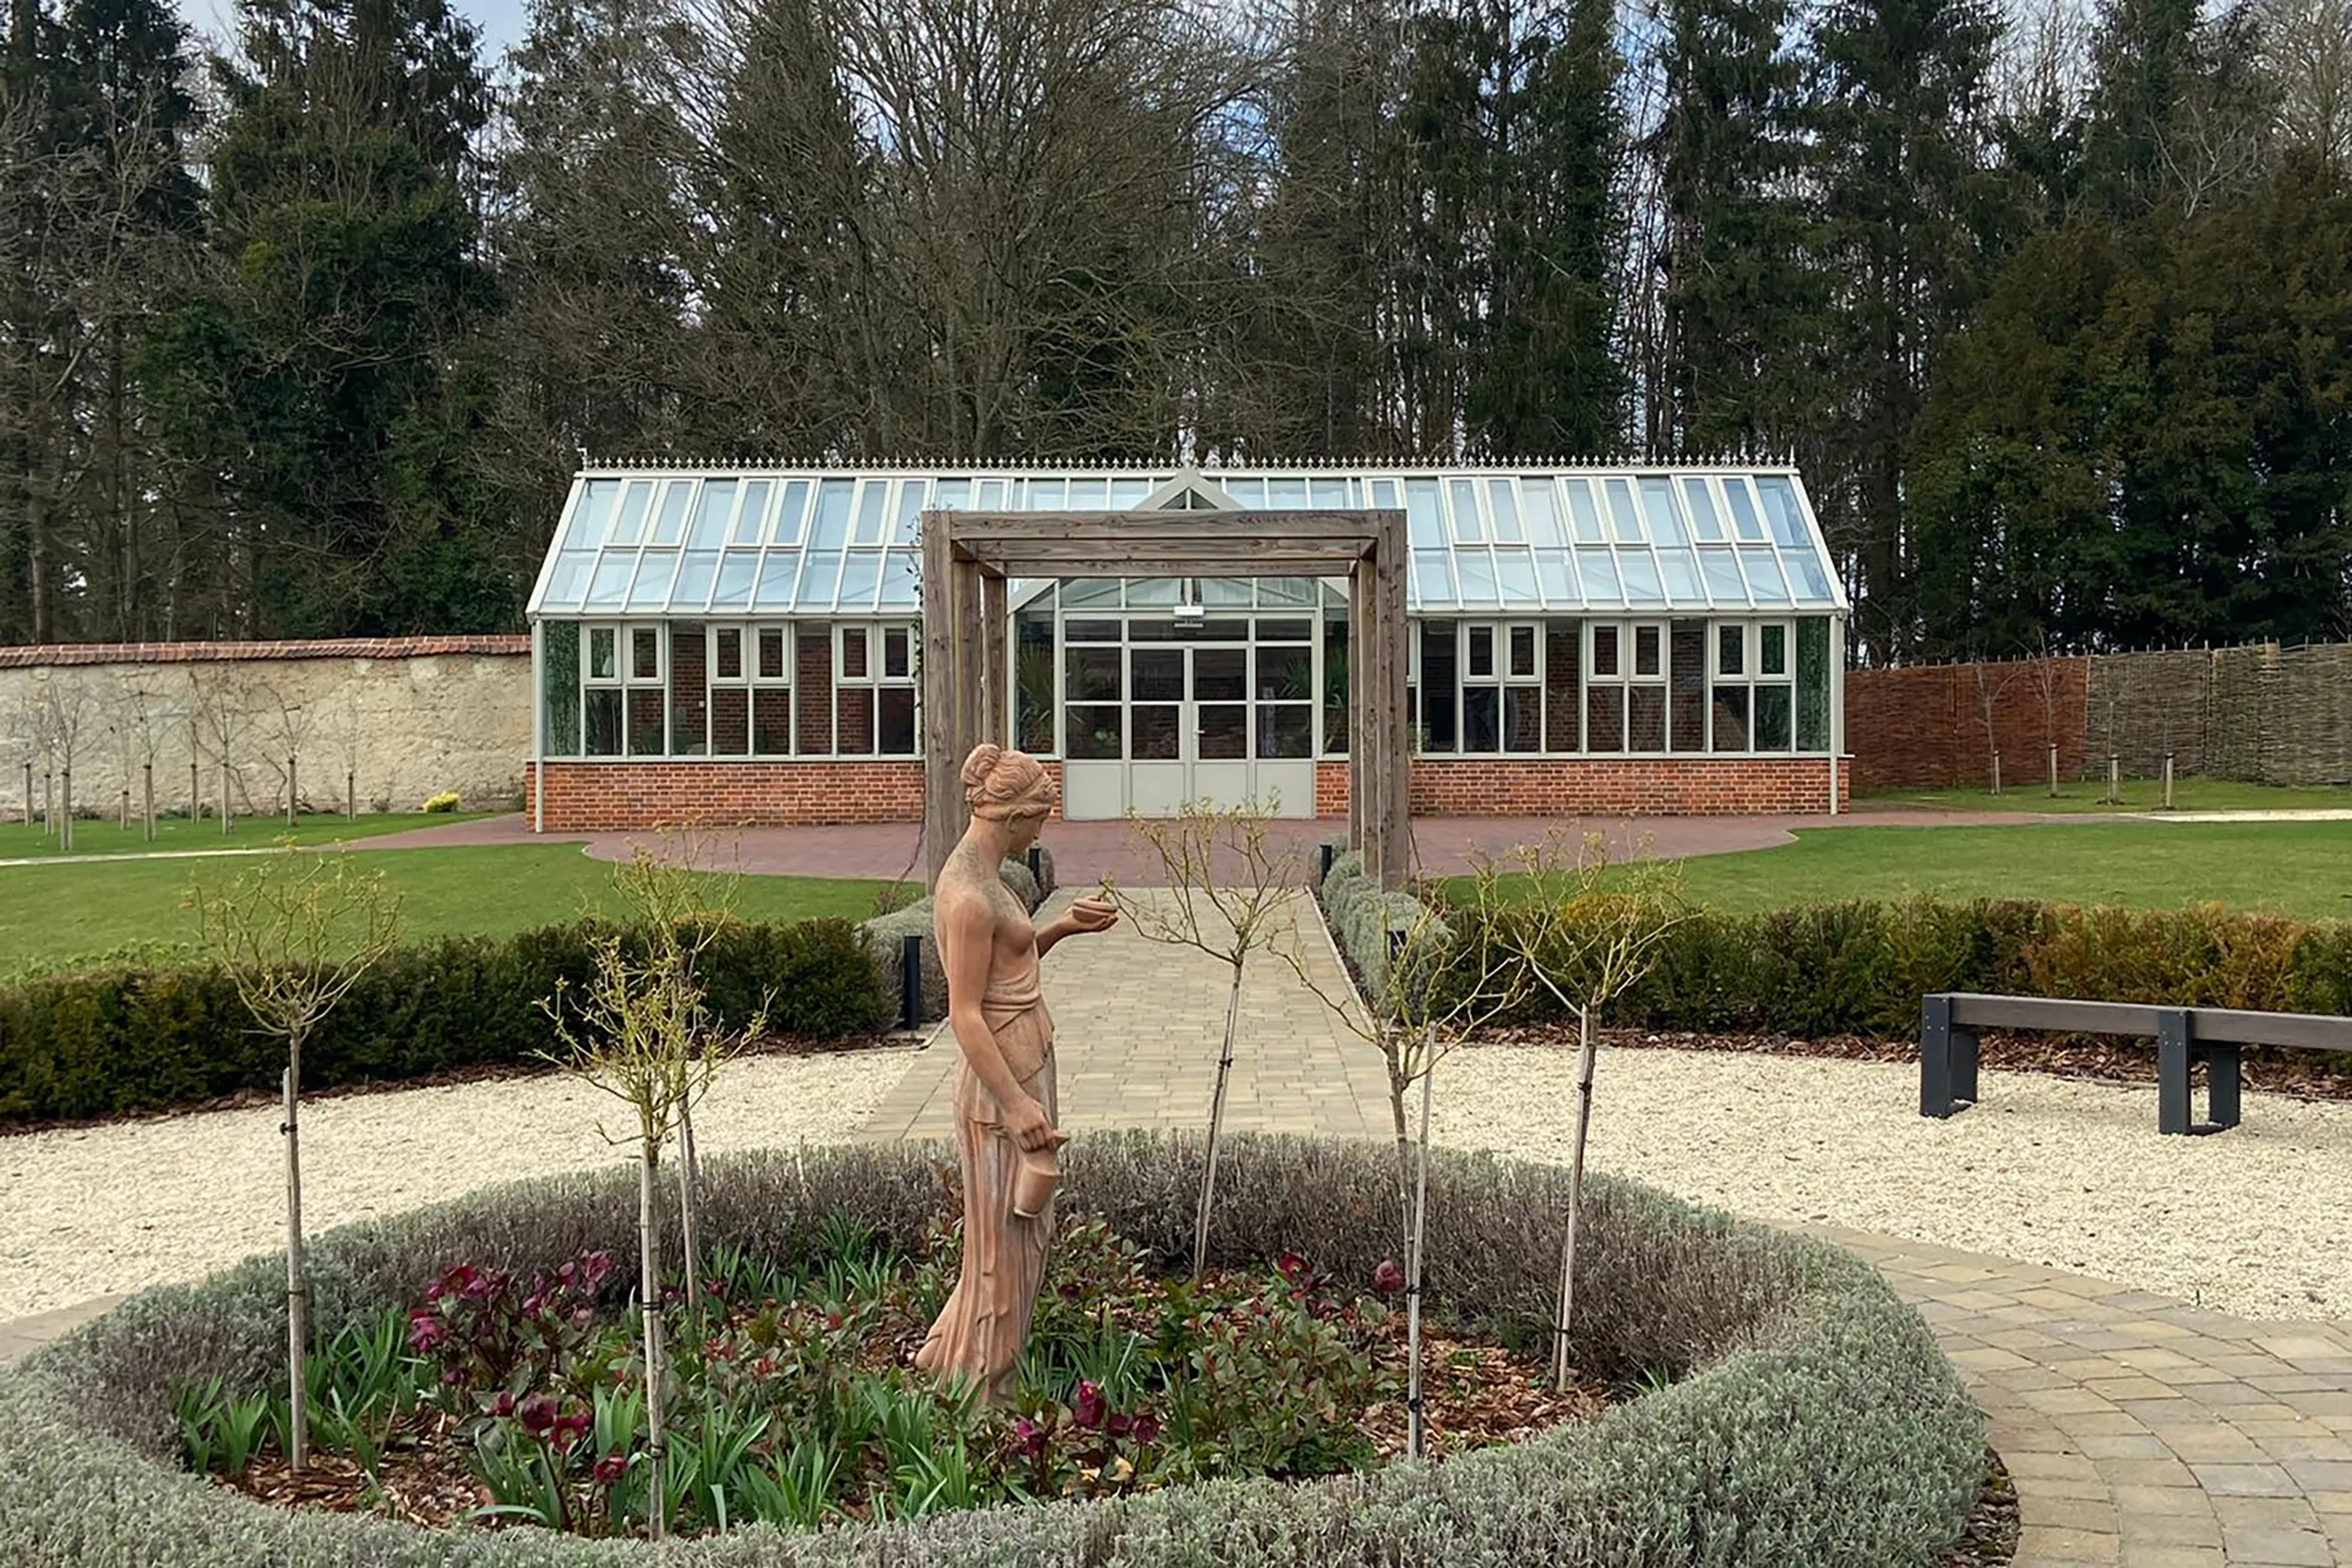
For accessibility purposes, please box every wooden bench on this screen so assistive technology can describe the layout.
[1919,992,2352,1134]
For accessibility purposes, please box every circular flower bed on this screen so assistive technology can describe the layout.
[0,1134,1984,1565]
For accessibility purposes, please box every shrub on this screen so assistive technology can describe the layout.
[1317,850,1445,1014]
[0,1134,1982,1566]
[0,918,886,1126]
[1455,892,2352,1039]
[422,792,462,814]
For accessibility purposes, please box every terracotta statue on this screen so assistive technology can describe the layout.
[914,744,1117,1404]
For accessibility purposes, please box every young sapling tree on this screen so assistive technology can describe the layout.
[540,843,766,1540]
[189,846,404,1468]
[1117,795,1302,1279]
[1476,832,1688,1392]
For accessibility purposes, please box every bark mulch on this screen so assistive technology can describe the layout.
[1939,1448,2021,1567]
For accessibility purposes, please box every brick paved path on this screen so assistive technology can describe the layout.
[862,890,1394,1143]
[8,898,2347,1565]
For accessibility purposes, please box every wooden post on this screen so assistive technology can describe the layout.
[980,570,1009,751]
[952,552,986,819]
[921,513,958,888]
[2162,752,2175,811]
[1352,552,1377,877]
[1376,514,1409,888]
[2047,742,2059,797]
[1990,750,2001,796]
[2107,753,2121,805]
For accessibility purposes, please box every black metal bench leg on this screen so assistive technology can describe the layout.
[1921,997,1977,1118]
[2156,1010,2192,1135]
[2202,1043,2242,1131]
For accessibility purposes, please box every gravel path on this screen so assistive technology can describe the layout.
[1434,1042,2352,1323]
[0,1050,903,1320]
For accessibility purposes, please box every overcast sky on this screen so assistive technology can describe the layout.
[178,0,531,73]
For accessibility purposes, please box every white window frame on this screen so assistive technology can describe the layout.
[705,622,792,758]
[1585,619,1668,755]
[831,620,921,758]
[1709,620,1797,753]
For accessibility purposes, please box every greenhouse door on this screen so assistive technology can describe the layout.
[1060,635,1315,820]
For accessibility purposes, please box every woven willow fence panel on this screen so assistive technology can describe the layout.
[2086,642,2352,786]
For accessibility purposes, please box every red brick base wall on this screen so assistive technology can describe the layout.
[1313,757,1850,818]
[534,756,1847,828]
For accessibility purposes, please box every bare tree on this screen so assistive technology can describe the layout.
[1972,659,2022,794]
[188,667,243,833]
[258,680,318,827]
[1116,797,1303,1280]
[1282,870,1522,1459]
[28,673,95,851]
[325,690,367,821]
[540,844,766,1541]
[1470,833,1688,1393]
[189,848,405,1470]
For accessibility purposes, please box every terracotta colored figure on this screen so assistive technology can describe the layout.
[914,744,1117,1403]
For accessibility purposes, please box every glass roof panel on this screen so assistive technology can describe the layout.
[935,478,971,508]
[610,481,653,545]
[688,480,736,548]
[1785,550,1838,603]
[772,480,810,545]
[1487,479,1523,543]
[711,551,757,609]
[1576,547,1623,602]
[1413,549,1456,606]
[1455,551,1498,603]
[585,553,636,607]
[1676,477,1724,542]
[836,550,882,610]
[1260,577,1317,607]
[542,553,592,608]
[1494,550,1540,605]
[1698,547,1748,604]
[974,478,1009,509]
[1030,478,1066,509]
[1111,478,1150,509]
[1223,477,1269,507]
[879,551,920,607]
[565,479,621,548]
[851,480,889,544]
[673,550,718,610]
[893,480,928,543]
[797,550,844,609]
[650,482,693,546]
[1064,578,1121,606]
[1603,479,1644,543]
[1722,478,1768,542]
[734,480,773,544]
[1619,551,1667,606]
[1521,479,1564,547]
[811,480,854,547]
[752,552,800,609]
[1267,478,1309,508]
[1069,477,1107,508]
[1125,577,1180,605]
[1309,478,1349,507]
[1406,479,1444,547]
[1658,548,1705,604]
[1368,478,1402,511]
[1741,548,1792,604]
[1643,477,1690,546]
[1534,548,1577,604]
[1448,479,1484,543]
[1202,577,1254,606]
[1754,476,1812,547]
[1563,479,1605,542]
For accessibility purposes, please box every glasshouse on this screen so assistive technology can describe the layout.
[524,464,1849,829]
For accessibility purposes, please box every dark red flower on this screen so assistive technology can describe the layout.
[555,1260,579,1289]
[1276,1252,1309,1286]
[406,1309,447,1355]
[517,1393,560,1438]
[593,1451,628,1485]
[1374,1258,1407,1295]
[552,1409,592,1447]
[1012,1416,1047,1458]
[1129,1411,1162,1446]
[490,1390,516,1418]
[1105,1413,1132,1439]
[435,1264,477,1300]
[582,1252,614,1291]
[1072,1380,1106,1430]
[824,1310,843,1333]
[462,1268,502,1303]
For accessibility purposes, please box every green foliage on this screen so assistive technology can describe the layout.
[1457,892,2352,1039]
[2,1134,1981,1565]
[0,917,885,1124]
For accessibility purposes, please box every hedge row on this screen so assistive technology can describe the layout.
[0,918,886,1127]
[0,1134,1982,1566]
[858,852,1057,1027]
[1461,895,2352,1038]
[1318,848,1444,1014]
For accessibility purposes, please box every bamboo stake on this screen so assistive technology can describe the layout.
[1554,1005,1599,1393]
[676,1110,702,1316]
[20,761,28,826]
[222,757,233,834]
[287,755,298,827]
[1990,750,2001,796]
[1405,1051,1434,1460]
[1193,960,1244,1280]
[143,761,154,841]
[282,1056,310,1469]
[60,767,73,852]
[346,767,356,823]
[639,1145,666,1540]
[2047,743,2059,797]
[120,785,130,830]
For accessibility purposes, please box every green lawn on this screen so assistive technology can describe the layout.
[0,810,492,860]
[0,843,892,978]
[1456,820,2352,922]
[1861,778,2352,816]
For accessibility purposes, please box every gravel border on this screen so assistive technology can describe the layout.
[1432,1040,2352,1321]
[0,1049,902,1319]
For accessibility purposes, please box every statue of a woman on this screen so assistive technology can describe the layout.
[914,743,1117,1403]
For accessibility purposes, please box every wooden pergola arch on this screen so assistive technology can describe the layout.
[920,508,1410,889]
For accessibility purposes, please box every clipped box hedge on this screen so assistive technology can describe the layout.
[0,918,886,1127]
[0,1134,1982,1566]
[1459,895,2352,1040]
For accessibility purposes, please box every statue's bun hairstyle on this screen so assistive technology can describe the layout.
[961,744,1052,820]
